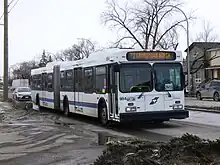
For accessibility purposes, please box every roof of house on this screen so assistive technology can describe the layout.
[184,42,220,52]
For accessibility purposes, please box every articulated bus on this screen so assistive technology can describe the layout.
[30,48,189,126]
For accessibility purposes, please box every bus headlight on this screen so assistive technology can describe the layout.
[125,106,137,112]
[173,104,183,110]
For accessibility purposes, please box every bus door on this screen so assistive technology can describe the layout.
[41,72,48,107]
[74,68,83,112]
[108,65,119,119]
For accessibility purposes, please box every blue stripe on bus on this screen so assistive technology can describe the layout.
[40,97,53,102]
[39,97,97,108]
[69,101,98,108]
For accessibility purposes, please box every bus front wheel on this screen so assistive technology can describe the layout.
[98,102,109,126]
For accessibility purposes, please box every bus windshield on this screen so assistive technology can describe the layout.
[119,64,153,93]
[154,63,183,91]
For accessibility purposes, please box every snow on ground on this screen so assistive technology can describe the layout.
[173,110,220,127]
[185,97,220,108]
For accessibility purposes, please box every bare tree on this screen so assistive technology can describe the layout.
[11,60,39,80]
[187,20,220,76]
[195,20,218,42]
[73,38,97,59]
[53,38,97,61]
[189,49,220,76]
[53,51,65,61]
[101,0,194,50]
[158,27,179,50]
[9,38,99,82]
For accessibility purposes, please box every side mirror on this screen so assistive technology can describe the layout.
[182,73,186,88]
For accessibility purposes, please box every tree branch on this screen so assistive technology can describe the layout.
[154,18,188,48]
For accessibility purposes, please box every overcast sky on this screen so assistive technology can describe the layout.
[0,0,219,76]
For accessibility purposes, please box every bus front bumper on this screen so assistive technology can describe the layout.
[119,110,189,122]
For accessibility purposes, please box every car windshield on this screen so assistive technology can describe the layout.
[154,63,183,91]
[17,87,31,92]
[119,64,153,93]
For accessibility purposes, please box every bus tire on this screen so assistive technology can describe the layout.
[36,94,42,111]
[63,98,69,117]
[36,94,40,106]
[98,100,109,126]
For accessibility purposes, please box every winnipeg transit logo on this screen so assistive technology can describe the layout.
[149,97,159,105]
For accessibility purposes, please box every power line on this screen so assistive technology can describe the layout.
[0,0,20,21]
[8,0,20,14]
[0,0,13,20]
[8,0,15,6]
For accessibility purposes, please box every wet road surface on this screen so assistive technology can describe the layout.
[0,101,220,165]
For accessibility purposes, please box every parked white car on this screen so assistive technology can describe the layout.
[13,87,32,101]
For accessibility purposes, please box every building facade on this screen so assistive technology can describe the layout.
[206,48,220,79]
[185,42,220,95]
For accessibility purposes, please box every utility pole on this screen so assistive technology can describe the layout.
[3,0,9,101]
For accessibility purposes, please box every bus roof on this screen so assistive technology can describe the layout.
[31,48,183,75]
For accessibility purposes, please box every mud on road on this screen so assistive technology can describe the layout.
[94,133,220,165]
[1,101,220,165]
[0,102,133,165]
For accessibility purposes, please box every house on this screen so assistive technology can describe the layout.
[206,48,220,79]
[185,42,220,94]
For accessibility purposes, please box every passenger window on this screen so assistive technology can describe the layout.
[60,71,65,89]
[66,70,73,90]
[84,68,94,93]
[74,68,83,92]
[42,73,47,90]
[95,66,107,93]
[47,73,53,89]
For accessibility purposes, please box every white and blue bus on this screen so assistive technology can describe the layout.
[30,48,189,126]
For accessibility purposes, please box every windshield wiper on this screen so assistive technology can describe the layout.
[167,91,171,97]
[138,91,144,99]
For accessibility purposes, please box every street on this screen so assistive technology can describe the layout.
[185,96,220,109]
[0,100,220,165]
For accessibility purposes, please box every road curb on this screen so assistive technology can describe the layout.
[185,106,220,114]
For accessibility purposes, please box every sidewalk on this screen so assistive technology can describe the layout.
[185,97,220,113]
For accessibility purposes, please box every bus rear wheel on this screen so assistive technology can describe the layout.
[63,99,69,117]
[36,94,42,111]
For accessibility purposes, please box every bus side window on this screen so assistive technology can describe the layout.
[84,67,94,93]
[31,75,36,89]
[95,66,107,93]
[34,75,40,89]
[42,73,47,90]
[66,70,73,90]
[60,71,65,89]
[74,68,83,92]
[47,73,53,90]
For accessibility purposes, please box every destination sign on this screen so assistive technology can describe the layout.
[126,51,176,61]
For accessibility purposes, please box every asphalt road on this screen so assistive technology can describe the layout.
[0,101,220,165]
